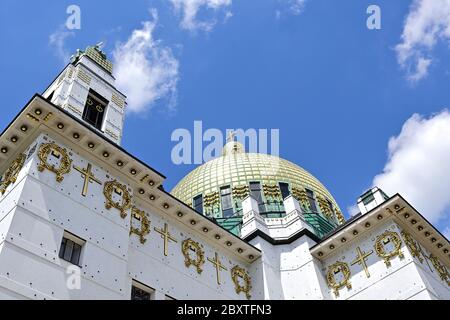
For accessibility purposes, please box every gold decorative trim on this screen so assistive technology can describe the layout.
[291,187,309,208]
[204,191,219,207]
[374,230,404,267]
[262,184,281,199]
[0,153,26,194]
[43,112,53,122]
[401,230,423,263]
[111,93,125,108]
[85,46,113,74]
[326,261,352,297]
[317,195,332,218]
[181,238,205,274]
[77,69,91,85]
[67,68,74,79]
[37,143,72,182]
[105,129,119,140]
[232,185,249,200]
[130,206,150,244]
[208,252,228,285]
[335,209,345,224]
[103,180,132,218]
[26,113,40,122]
[231,265,252,299]
[429,254,449,285]
[154,223,177,256]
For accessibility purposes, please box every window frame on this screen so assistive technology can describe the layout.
[131,280,155,300]
[279,182,290,200]
[82,89,109,131]
[305,188,318,213]
[193,194,203,214]
[220,185,234,218]
[249,181,265,213]
[59,231,85,266]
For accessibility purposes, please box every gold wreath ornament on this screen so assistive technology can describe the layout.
[103,180,132,218]
[0,153,26,194]
[37,142,72,182]
[326,261,352,297]
[130,207,150,244]
[231,265,252,299]
[181,238,205,274]
[374,230,404,267]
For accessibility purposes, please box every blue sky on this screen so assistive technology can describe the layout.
[1,0,450,236]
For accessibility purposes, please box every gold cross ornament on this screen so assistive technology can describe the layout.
[351,246,373,278]
[73,163,102,196]
[208,252,228,285]
[154,223,177,256]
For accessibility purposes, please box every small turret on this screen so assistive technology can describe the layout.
[357,187,389,214]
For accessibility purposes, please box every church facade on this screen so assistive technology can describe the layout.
[0,45,448,300]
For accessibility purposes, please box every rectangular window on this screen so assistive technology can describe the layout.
[59,231,85,266]
[131,280,154,300]
[249,182,265,213]
[362,192,375,205]
[326,199,334,214]
[193,194,203,214]
[305,189,318,212]
[220,185,233,218]
[82,89,109,130]
[279,182,290,200]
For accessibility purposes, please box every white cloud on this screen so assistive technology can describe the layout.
[49,27,74,63]
[170,0,232,32]
[395,0,450,82]
[276,0,307,19]
[347,204,360,217]
[113,9,179,114]
[372,110,450,224]
[289,0,307,15]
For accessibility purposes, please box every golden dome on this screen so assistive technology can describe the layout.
[171,141,342,228]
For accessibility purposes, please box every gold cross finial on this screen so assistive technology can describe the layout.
[154,223,177,256]
[73,163,102,196]
[208,252,228,285]
[227,130,236,143]
[351,246,373,278]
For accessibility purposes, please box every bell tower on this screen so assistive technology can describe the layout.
[43,43,126,145]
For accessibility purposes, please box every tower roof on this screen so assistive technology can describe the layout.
[71,43,113,74]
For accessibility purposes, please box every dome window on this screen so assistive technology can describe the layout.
[220,185,233,218]
[193,194,203,214]
[250,182,265,213]
[305,188,318,213]
[279,182,290,200]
